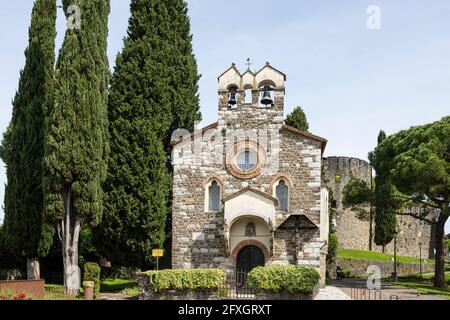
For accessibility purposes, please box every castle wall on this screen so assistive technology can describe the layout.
[323,156,435,259]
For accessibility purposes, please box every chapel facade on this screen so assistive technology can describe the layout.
[171,63,330,284]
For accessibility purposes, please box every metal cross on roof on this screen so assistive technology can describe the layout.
[246,58,253,70]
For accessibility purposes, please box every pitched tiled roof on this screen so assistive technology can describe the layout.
[281,125,327,152]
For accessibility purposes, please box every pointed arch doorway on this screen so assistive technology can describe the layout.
[236,245,265,285]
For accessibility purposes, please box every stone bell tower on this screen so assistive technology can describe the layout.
[216,62,287,132]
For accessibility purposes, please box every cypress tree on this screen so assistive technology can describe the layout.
[369,130,398,252]
[0,0,56,279]
[285,106,309,132]
[43,0,110,295]
[94,0,201,267]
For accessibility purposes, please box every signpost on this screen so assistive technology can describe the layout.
[152,249,164,270]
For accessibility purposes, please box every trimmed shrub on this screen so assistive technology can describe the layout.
[142,269,225,292]
[247,265,320,294]
[83,262,101,298]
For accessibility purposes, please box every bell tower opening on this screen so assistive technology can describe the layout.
[259,85,275,108]
[217,62,286,127]
[244,87,252,104]
[228,85,238,109]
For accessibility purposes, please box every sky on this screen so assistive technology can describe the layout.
[0,1,449,233]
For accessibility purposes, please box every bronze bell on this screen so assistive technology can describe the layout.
[228,91,237,107]
[260,86,273,106]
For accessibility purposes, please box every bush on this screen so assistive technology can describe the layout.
[101,266,140,281]
[327,234,338,265]
[83,262,101,298]
[247,265,320,294]
[341,269,353,278]
[142,269,225,293]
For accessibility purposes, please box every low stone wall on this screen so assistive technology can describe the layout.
[254,285,319,300]
[0,279,45,297]
[336,257,434,278]
[140,288,219,300]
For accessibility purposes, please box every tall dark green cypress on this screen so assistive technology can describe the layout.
[0,0,56,279]
[43,0,110,295]
[370,130,397,251]
[94,0,201,267]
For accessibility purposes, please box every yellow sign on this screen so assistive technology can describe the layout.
[152,249,164,257]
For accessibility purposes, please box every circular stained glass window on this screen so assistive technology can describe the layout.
[236,150,258,171]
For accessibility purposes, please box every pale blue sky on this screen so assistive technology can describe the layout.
[0,1,449,233]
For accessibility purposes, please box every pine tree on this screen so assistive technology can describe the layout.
[43,0,110,295]
[285,106,309,132]
[374,117,450,288]
[0,0,56,279]
[93,0,201,268]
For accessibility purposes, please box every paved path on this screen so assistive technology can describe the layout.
[315,286,351,300]
[98,292,138,301]
[330,279,448,300]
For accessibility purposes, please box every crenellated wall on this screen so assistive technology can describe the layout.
[323,156,435,259]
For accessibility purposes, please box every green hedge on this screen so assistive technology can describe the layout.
[247,265,320,294]
[83,262,101,298]
[142,269,225,293]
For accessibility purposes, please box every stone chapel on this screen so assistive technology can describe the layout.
[171,63,330,284]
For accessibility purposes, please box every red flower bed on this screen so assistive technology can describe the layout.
[0,293,32,300]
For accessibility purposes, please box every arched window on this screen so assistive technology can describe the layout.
[208,180,221,212]
[244,89,252,103]
[276,180,289,212]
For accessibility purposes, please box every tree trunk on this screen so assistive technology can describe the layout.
[433,214,449,289]
[369,167,373,251]
[369,209,373,251]
[26,258,40,280]
[60,186,81,296]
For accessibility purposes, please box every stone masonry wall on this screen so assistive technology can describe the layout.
[336,257,434,278]
[172,97,326,281]
[323,156,435,259]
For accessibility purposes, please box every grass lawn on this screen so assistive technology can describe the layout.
[121,286,139,297]
[338,248,434,264]
[43,281,139,299]
[386,271,450,299]
[44,284,84,300]
[100,278,138,292]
